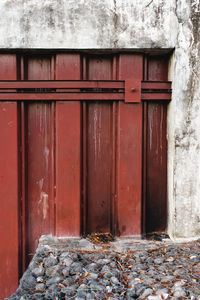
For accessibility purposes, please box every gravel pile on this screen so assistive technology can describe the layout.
[7,235,200,299]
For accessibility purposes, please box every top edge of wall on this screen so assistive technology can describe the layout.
[0,48,174,55]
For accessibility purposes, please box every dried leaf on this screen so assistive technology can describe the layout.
[58,283,65,289]
[163,248,167,254]
[87,232,114,244]
[166,257,174,262]
[83,271,89,278]
[120,290,126,296]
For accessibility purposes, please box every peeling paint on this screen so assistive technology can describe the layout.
[92,104,102,170]
[38,178,49,219]
[38,191,49,220]
[38,178,44,190]
[44,146,49,172]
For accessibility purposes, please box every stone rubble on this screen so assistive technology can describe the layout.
[7,235,200,300]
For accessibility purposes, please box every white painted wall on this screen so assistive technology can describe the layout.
[0,0,199,239]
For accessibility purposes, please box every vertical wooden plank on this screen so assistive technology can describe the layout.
[147,56,168,81]
[55,54,81,236]
[146,55,168,233]
[0,55,19,298]
[50,55,56,236]
[82,56,87,236]
[19,56,26,275]
[117,54,143,236]
[25,56,54,262]
[0,54,17,79]
[142,101,148,235]
[26,56,51,80]
[112,55,118,235]
[142,55,148,235]
[86,56,113,234]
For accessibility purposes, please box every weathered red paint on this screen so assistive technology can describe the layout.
[125,79,141,103]
[0,80,171,101]
[117,54,143,236]
[24,56,55,265]
[86,56,113,234]
[0,80,125,88]
[0,91,125,101]
[145,55,169,233]
[55,54,81,236]
[0,53,171,298]
[0,55,19,298]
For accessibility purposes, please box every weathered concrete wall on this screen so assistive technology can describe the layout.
[0,0,199,239]
[167,0,200,240]
[0,0,178,49]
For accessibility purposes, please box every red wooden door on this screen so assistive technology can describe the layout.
[0,52,170,298]
[20,53,143,259]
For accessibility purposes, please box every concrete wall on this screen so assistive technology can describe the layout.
[0,0,199,239]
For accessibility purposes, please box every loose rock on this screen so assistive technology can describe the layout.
[6,236,200,300]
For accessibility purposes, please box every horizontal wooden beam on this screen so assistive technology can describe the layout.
[0,80,172,102]
[141,81,171,101]
[142,81,171,90]
[141,93,171,101]
[0,80,124,89]
[0,93,124,101]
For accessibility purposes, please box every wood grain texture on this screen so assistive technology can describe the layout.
[25,56,54,262]
[86,56,113,234]
[55,54,81,236]
[117,54,143,236]
[146,55,168,233]
[0,55,19,298]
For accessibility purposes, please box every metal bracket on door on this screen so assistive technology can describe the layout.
[0,80,171,102]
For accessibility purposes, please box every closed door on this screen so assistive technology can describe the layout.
[0,52,169,268]
[0,52,169,298]
[18,53,167,246]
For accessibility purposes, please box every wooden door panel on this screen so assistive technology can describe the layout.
[24,56,54,263]
[0,52,170,299]
[117,54,143,236]
[146,103,167,232]
[55,54,81,237]
[86,102,113,233]
[25,56,51,80]
[56,101,81,236]
[86,56,113,234]
[25,102,53,255]
[145,55,168,233]
[0,55,19,298]
[0,102,19,298]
